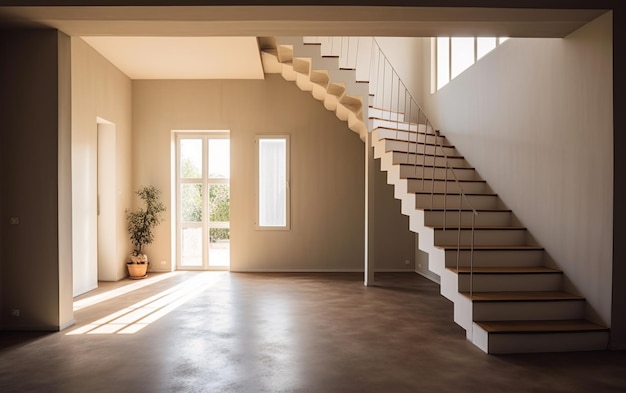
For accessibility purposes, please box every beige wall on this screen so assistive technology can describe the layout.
[422,13,613,325]
[0,29,72,330]
[375,37,425,108]
[133,76,415,272]
[71,38,133,294]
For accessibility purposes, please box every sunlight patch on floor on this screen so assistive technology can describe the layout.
[73,272,183,311]
[67,272,226,335]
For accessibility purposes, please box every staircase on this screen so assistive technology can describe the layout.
[259,36,609,354]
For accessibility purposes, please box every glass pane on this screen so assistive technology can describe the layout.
[209,228,230,267]
[180,139,202,178]
[181,227,202,266]
[181,183,202,222]
[477,37,496,60]
[259,139,287,227]
[436,37,450,90]
[208,139,230,179]
[208,184,230,222]
[451,37,475,79]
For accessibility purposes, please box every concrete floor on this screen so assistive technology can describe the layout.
[1,271,625,393]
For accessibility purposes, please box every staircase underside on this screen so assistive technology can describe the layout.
[259,36,609,354]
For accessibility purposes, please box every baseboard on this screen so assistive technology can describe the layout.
[415,269,441,284]
[609,339,626,351]
[230,268,365,273]
[376,269,417,273]
[59,318,76,331]
[150,268,418,274]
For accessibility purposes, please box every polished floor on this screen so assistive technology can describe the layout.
[1,272,625,393]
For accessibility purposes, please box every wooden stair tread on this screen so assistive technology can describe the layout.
[438,245,543,251]
[475,319,608,334]
[415,191,496,196]
[378,136,450,148]
[400,163,474,170]
[370,117,416,125]
[377,126,443,139]
[369,105,404,114]
[432,226,526,230]
[425,208,511,213]
[448,266,561,274]
[462,291,584,302]
[391,151,464,159]
[408,177,486,183]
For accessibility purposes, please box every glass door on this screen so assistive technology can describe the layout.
[177,133,230,270]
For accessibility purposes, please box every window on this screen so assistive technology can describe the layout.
[436,37,450,91]
[450,37,475,79]
[432,36,509,92]
[257,136,290,229]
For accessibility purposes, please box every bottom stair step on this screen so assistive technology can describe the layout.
[472,319,609,354]
[462,291,586,321]
[475,319,608,334]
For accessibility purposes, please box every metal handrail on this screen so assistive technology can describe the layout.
[304,36,479,298]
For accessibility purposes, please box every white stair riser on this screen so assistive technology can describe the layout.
[261,51,283,73]
[370,118,434,136]
[348,114,368,138]
[400,165,480,181]
[335,104,351,121]
[391,151,471,168]
[383,139,458,156]
[408,179,487,194]
[369,107,405,121]
[472,300,584,321]
[484,330,609,354]
[424,210,513,227]
[373,124,435,140]
[295,73,313,91]
[435,229,527,247]
[415,193,499,210]
[457,273,562,292]
[311,84,328,101]
[445,249,545,267]
[281,63,297,81]
[323,94,340,111]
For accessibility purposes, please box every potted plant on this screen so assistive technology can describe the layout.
[126,185,166,278]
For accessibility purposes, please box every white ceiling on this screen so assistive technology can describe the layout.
[81,36,264,80]
[0,6,606,80]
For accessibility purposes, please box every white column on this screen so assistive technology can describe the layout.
[364,131,375,286]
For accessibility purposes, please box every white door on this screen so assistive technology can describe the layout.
[176,133,230,270]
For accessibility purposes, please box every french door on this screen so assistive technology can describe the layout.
[176,132,230,270]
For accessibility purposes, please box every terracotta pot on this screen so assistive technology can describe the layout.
[127,262,148,279]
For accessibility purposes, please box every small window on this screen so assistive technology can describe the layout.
[257,136,290,229]
[436,37,450,90]
[433,36,509,92]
